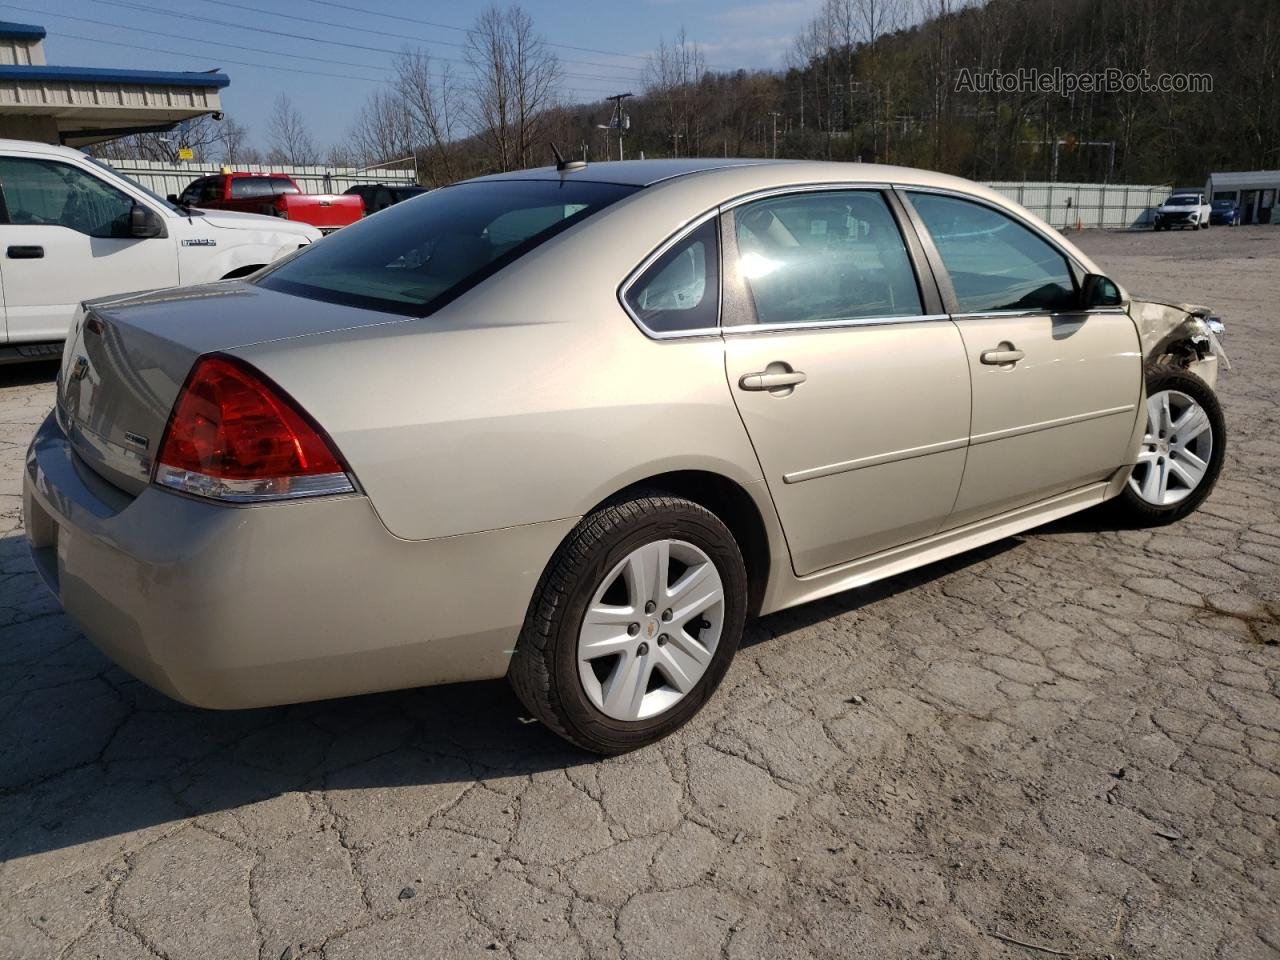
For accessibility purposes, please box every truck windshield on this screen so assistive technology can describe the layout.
[258,179,637,316]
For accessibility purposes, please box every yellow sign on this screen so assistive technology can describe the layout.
[177,147,194,161]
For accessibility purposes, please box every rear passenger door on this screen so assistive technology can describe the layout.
[720,189,972,576]
[902,190,1141,526]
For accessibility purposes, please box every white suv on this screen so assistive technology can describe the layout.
[0,139,321,361]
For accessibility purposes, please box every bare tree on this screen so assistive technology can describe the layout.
[348,87,415,168]
[215,116,257,165]
[92,115,220,162]
[267,94,319,165]
[466,5,560,171]
[644,29,707,157]
[394,49,462,184]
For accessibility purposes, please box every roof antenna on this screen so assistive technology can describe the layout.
[551,142,586,173]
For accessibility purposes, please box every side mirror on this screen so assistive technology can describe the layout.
[1082,273,1123,309]
[166,194,179,204]
[129,203,165,239]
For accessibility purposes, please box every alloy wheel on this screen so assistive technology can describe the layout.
[577,539,725,722]
[1129,389,1214,506]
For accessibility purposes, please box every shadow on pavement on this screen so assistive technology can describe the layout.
[0,522,1059,863]
[0,359,59,388]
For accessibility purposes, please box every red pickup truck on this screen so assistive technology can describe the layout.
[172,173,364,233]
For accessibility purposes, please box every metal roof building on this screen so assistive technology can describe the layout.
[1204,170,1280,225]
[0,21,228,148]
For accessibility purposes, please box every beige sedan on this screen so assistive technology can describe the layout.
[24,159,1228,753]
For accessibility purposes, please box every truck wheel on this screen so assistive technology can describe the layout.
[508,493,748,754]
[1110,365,1225,527]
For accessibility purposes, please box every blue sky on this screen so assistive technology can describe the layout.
[4,0,818,151]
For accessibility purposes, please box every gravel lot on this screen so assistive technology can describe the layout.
[1,227,1276,960]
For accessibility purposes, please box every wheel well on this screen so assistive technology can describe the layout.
[605,471,772,617]
[220,263,266,280]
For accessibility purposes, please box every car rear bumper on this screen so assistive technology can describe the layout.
[23,411,574,709]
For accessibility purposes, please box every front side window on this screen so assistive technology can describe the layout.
[732,191,923,325]
[0,157,135,238]
[624,218,719,333]
[908,192,1077,313]
[259,179,636,316]
[270,177,301,196]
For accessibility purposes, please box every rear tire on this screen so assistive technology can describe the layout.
[509,493,747,754]
[1110,365,1225,526]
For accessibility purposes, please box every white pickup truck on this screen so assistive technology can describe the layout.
[1152,192,1211,231]
[0,139,321,363]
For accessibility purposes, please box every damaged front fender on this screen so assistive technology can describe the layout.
[1128,297,1230,388]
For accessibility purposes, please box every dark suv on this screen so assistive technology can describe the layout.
[344,183,429,215]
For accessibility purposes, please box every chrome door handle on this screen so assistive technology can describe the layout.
[739,369,807,391]
[980,345,1025,365]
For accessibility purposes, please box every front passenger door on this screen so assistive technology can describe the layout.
[903,191,1141,526]
[721,190,972,576]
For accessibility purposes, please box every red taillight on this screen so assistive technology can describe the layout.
[154,355,353,502]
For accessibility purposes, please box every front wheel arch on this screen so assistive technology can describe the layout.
[220,263,267,280]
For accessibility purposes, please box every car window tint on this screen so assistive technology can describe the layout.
[271,177,301,195]
[625,218,720,333]
[907,192,1076,313]
[258,179,636,317]
[230,178,273,199]
[0,157,134,238]
[733,191,922,324]
[178,179,203,205]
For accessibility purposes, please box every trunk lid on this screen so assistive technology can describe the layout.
[58,281,406,494]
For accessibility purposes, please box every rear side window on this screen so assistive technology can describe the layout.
[907,192,1077,313]
[624,218,720,334]
[259,179,636,317]
[230,177,274,199]
[270,177,301,195]
[732,191,922,325]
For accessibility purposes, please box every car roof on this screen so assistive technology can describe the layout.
[0,137,88,158]
[464,157,999,193]
[468,158,781,187]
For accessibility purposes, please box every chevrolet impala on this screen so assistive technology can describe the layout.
[24,159,1228,753]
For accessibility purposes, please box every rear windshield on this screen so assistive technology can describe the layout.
[258,179,636,316]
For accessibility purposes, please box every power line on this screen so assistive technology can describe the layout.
[1,4,394,73]
[197,0,646,76]
[300,0,653,66]
[85,0,645,85]
[46,28,387,82]
[301,0,738,71]
[5,5,626,101]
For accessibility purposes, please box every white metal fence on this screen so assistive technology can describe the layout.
[103,160,1170,229]
[984,181,1171,229]
[102,159,416,197]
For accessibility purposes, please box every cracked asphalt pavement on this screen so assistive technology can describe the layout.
[1,228,1277,960]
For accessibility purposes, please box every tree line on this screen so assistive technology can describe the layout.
[95,0,1279,188]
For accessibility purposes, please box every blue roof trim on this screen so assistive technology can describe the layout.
[0,21,46,40]
[0,65,230,88]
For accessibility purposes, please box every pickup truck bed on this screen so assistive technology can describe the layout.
[176,173,364,233]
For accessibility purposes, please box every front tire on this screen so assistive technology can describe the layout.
[1111,365,1225,526]
[509,493,748,754]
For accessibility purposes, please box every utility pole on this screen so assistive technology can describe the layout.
[604,92,633,161]
[769,111,782,158]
